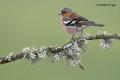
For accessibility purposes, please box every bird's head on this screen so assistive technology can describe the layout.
[58,8,72,16]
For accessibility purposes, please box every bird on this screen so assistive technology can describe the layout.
[58,8,104,36]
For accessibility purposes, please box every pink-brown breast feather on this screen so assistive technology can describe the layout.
[61,16,77,34]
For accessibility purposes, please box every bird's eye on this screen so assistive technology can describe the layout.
[61,11,64,14]
[61,11,67,14]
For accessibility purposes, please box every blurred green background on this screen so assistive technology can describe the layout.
[0,0,120,80]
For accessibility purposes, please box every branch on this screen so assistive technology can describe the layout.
[0,32,120,70]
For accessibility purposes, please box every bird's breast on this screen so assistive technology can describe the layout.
[64,26,77,34]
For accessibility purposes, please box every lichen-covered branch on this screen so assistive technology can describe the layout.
[0,32,120,70]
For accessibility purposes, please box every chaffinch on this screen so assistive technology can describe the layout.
[58,8,104,35]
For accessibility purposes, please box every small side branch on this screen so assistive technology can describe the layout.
[85,33,120,40]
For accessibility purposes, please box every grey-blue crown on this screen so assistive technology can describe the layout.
[61,8,72,13]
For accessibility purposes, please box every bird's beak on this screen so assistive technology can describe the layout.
[58,13,62,15]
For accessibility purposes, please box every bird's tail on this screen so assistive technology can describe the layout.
[93,23,105,27]
[86,21,104,27]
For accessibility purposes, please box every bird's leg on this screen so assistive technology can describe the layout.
[72,34,74,39]
[78,28,84,40]
[70,34,75,42]
[71,34,75,41]
[80,28,83,35]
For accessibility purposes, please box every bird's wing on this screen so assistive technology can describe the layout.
[63,12,89,26]
[64,19,77,26]
[77,16,89,21]
[65,16,89,26]
[64,12,89,26]
[64,14,104,27]
[62,17,76,26]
